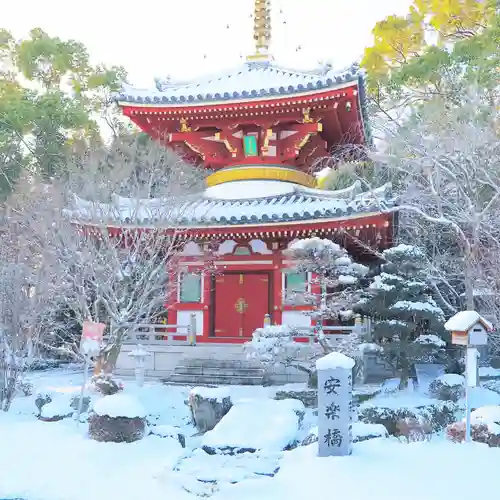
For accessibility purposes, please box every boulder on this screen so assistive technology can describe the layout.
[188,387,233,433]
[88,393,146,443]
[352,422,389,442]
[201,398,304,455]
[149,424,186,448]
[38,398,73,422]
[301,426,318,446]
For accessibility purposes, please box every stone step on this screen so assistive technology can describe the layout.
[174,366,265,377]
[180,358,254,369]
[167,373,265,386]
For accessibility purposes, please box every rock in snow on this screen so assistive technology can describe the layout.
[202,398,304,454]
[93,393,146,419]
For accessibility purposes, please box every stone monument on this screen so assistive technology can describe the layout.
[316,351,354,457]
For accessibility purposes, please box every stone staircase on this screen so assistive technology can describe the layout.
[165,358,266,386]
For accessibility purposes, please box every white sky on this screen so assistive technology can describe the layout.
[3,0,412,88]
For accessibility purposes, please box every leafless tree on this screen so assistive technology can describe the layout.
[0,178,64,410]
[370,88,500,320]
[8,136,208,373]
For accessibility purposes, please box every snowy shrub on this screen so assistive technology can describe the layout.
[16,379,33,396]
[358,401,457,436]
[70,395,91,414]
[428,374,465,402]
[245,324,361,388]
[23,358,62,372]
[446,422,500,446]
[89,394,146,443]
[396,418,432,442]
[284,237,367,318]
[90,373,123,396]
[274,389,318,408]
[35,391,52,415]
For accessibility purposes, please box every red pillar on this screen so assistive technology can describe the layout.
[272,249,283,325]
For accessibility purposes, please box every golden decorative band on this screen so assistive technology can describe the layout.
[206,165,317,188]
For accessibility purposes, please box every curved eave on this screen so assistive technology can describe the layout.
[78,211,393,233]
[116,79,360,110]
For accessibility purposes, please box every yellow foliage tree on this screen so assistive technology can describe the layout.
[362,0,495,83]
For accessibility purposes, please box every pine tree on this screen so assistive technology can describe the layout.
[355,244,446,388]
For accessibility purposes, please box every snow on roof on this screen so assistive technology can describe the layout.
[93,393,146,419]
[444,311,493,332]
[316,352,355,371]
[115,61,362,106]
[65,181,394,227]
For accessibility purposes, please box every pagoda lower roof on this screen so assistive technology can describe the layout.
[67,181,395,229]
[115,61,364,107]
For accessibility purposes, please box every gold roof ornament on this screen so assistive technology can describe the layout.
[246,0,273,63]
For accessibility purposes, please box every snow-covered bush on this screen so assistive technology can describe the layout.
[428,374,465,402]
[358,401,457,436]
[35,391,53,415]
[89,394,146,443]
[70,394,91,414]
[355,244,447,389]
[446,422,500,446]
[396,418,433,443]
[284,237,368,319]
[16,379,33,397]
[245,324,361,387]
[90,373,123,396]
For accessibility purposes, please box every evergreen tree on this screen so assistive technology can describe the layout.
[355,244,446,388]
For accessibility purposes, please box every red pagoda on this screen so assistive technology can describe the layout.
[106,0,394,343]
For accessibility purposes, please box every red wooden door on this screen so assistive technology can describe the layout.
[241,273,270,337]
[214,274,243,337]
[214,273,270,338]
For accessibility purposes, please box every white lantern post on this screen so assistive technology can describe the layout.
[128,345,151,387]
[444,311,492,443]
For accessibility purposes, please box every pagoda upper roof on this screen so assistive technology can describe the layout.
[66,181,394,229]
[115,61,363,107]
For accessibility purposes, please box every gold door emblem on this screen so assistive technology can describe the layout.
[234,298,248,314]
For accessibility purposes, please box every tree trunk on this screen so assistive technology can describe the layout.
[102,344,122,374]
[399,352,410,390]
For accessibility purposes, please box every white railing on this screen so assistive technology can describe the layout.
[114,313,197,346]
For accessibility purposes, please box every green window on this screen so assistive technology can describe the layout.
[285,272,308,294]
[243,135,258,157]
[179,272,202,303]
[234,245,251,256]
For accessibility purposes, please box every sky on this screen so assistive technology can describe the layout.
[3,0,412,88]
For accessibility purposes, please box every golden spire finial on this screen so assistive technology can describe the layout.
[247,0,272,62]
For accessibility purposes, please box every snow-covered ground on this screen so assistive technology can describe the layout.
[1,369,500,500]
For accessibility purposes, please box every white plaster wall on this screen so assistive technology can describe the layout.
[177,310,204,335]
